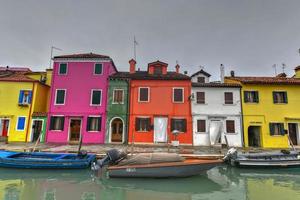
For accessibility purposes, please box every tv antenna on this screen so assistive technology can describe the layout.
[133,36,138,61]
[49,46,62,68]
[282,63,286,73]
[272,64,277,76]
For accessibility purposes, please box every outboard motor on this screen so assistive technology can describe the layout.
[223,148,238,163]
[91,149,126,171]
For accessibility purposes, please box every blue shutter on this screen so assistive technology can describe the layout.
[17,117,26,130]
[18,90,24,104]
[28,91,32,104]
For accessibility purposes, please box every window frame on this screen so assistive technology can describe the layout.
[135,117,151,132]
[112,89,124,104]
[226,120,236,134]
[90,89,102,106]
[197,119,206,133]
[16,116,26,131]
[86,116,101,132]
[269,122,285,136]
[94,63,103,75]
[49,115,65,131]
[18,90,32,105]
[244,91,259,103]
[138,87,150,103]
[197,77,205,83]
[273,91,288,104]
[58,63,68,75]
[54,89,66,105]
[196,91,205,104]
[171,118,187,133]
[224,92,234,105]
[173,87,184,103]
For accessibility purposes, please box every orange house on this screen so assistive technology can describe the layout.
[118,59,192,145]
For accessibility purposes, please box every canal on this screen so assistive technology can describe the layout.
[0,166,299,200]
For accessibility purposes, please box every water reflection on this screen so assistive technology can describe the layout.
[0,166,300,200]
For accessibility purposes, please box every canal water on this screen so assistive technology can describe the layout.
[0,166,299,200]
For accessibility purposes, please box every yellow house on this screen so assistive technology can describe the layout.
[225,66,300,148]
[0,67,52,142]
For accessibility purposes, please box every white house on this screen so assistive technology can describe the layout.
[191,69,243,147]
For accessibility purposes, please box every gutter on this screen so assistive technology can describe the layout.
[25,82,36,142]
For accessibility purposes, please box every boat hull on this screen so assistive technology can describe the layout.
[107,160,222,178]
[0,151,96,169]
[234,159,300,168]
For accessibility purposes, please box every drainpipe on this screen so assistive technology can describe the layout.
[126,79,131,144]
[239,87,245,147]
[25,82,36,142]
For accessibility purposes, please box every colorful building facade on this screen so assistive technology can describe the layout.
[46,53,117,144]
[191,69,243,147]
[116,60,193,145]
[226,67,300,148]
[0,67,51,143]
[105,77,129,143]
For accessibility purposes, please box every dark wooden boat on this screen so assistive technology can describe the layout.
[224,148,300,168]
[0,150,96,169]
[92,149,222,178]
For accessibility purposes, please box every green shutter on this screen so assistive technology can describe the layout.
[284,92,288,103]
[50,117,55,130]
[254,92,259,103]
[273,92,277,103]
[269,123,274,136]
[135,118,140,131]
[244,91,248,103]
[182,119,187,132]
[95,64,103,74]
[280,123,285,135]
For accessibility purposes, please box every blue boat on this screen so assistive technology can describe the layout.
[0,151,96,169]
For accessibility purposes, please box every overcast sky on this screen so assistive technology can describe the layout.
[0,0,300,80]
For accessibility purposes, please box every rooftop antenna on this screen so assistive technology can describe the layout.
[298,48,300,56]
[50,46,62,68]
[199,65,204,70]
[134,36,138,61]
[272,64,277,76]
[282,63,286,73]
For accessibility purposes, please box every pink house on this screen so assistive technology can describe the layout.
[46,53,117,144]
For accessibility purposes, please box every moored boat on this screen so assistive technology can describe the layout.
[0,150,96,169]
[224,148,300,168]
[92,149,222,178]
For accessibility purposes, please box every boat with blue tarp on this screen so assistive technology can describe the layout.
[0,150,96,169]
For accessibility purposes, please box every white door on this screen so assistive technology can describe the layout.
[154,117,168,143]
[209,121,222,145]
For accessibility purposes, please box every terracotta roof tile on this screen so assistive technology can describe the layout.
[32,112,48,117]
[110,71,190,80]
[192,82,241,88]
[226,76,300,85]
[191,69,211,78]
[0,69,36,82]
[54,53,110,59]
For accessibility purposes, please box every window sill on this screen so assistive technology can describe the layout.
[270,135,285,137]
[244,102,259,104]
[173,102,184,104]
[223,103,236,106]
[136,131,150,133]
[112,102,124,105]
[18,103,30,107]
[195,103,207,105]
[273,103,288,105]
[50,130,63,132]
[225,132,237,135]
[195,132,208,134]
[16,129,25,132]
[87,131,101,133]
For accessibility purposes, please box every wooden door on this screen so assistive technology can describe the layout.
[32,120,43,142]
[288,123,298,145]
[69,119,81,142]
[111,118,123,142]
[1,120,9,137]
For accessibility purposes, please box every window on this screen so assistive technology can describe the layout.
[49,116,64,131]
[269,123,285,136]
[244,91,259,103]
[113,89,124,104]
[273,91,288,104]
[91,90,102,105]
[18,90,32,105]
[87,117,101,132]
[197,77,205,83]
[59,63,67,75]
[135,117,151,132]
[16,117,26,131]
[226,120,235,133]
[55,89,66,105]
[139,87,149,102]
[224,92,233,104]
[94,63,103,75]
[171,118,187,132]
[196,92,205,104]
[173,88,184,103]
[153,66,163,75]
[197,120,206,132]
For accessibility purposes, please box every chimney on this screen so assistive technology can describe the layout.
[129,59,136,74]
[220,64,225,83]
[294,66,300,78]
[184,71,188,75]
[175,64,180,73]
[230,70,235,77]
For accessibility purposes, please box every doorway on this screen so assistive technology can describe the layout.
[31,120,43,142]
[288,123,298,145]
[209,120,223,145]
[69,119,82,142]
[248,126,261,147]
[154,117,168,143]
[0,119,10,137]
[110,118,124,143]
